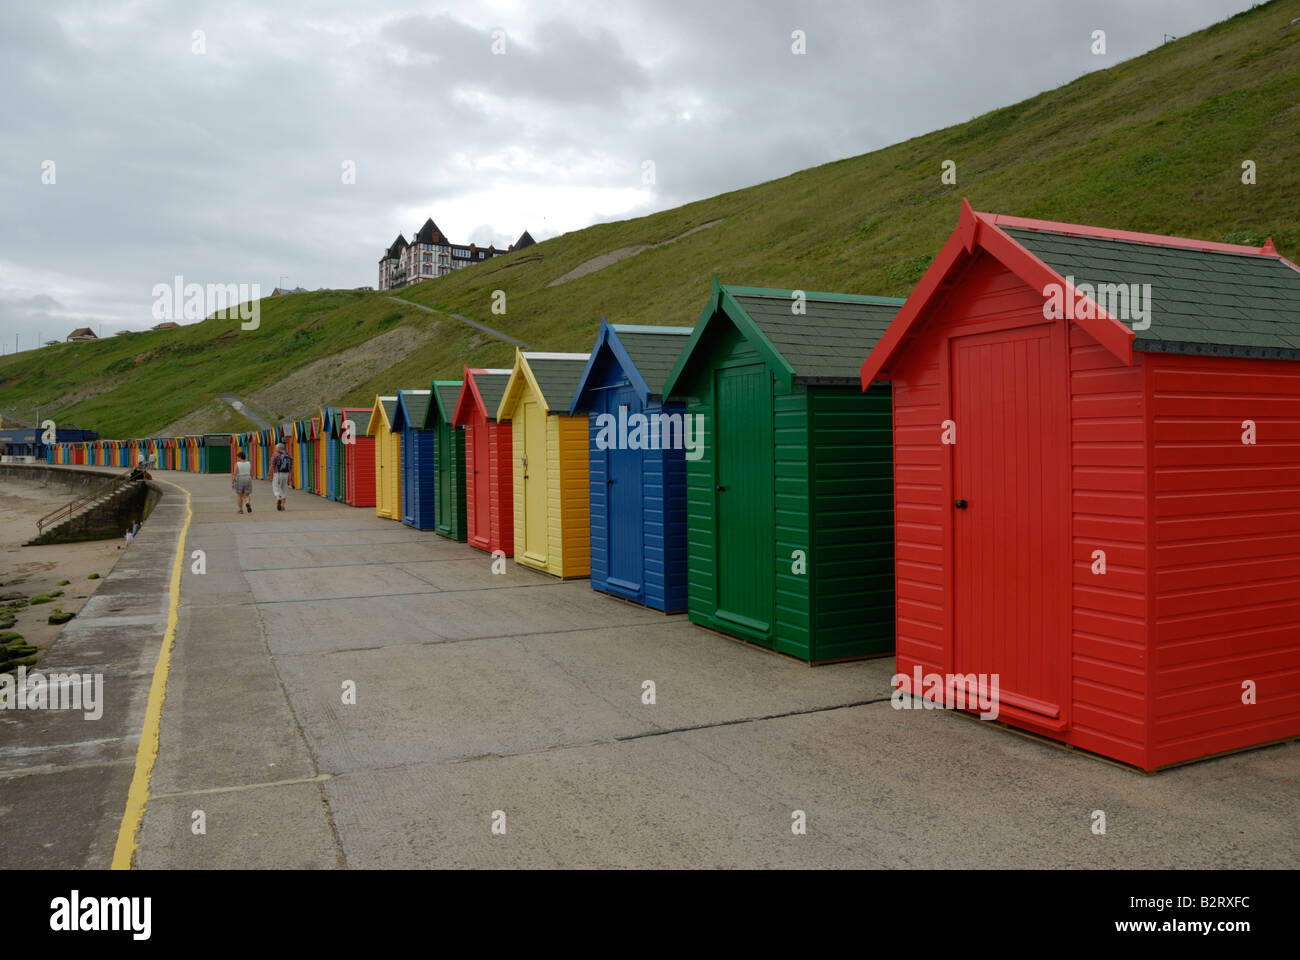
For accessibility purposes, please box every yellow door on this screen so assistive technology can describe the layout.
[522,400,548,563]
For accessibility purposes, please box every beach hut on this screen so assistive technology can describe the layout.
[318,407,342,501]
[571,321,695,612]
[391,390,436,530]
[342,408,377,508]
[424,380,468,541]
[858,201,1300,769]
[335,405,371,504]
[452,367,515,556]
[662,279,903,663]
[495,350,592,578]
[204,434,232,474]
[366,396,401,520]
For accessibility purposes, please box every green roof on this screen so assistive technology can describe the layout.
[725,286,903,381]
[1006,227,1300,356]
[380,397,397,424]
[524,354,590,411]
[426,381,463,428]
[612,325,694,395]
[474,371,512,422]
[398,390,432,429]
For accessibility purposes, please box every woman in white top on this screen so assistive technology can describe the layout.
[233,450,253,514]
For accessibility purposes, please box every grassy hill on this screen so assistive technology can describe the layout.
[3,0,1297,439]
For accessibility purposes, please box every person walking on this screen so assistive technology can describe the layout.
[233,449,253,514]
[271,442,292,511]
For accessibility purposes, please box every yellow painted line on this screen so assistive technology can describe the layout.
[110,476,193,870]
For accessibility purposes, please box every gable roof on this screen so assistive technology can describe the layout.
[663,278,903,396]
[860,200,1300,385]
[425,380,464,429]
[414,218,444,245]
[514,230,536,250]
[338,407,372,437]
[366,396,397,435]
[570,320,695,413]
[391,390,432,432]
[496,350,591,420]
[452,367,513,426]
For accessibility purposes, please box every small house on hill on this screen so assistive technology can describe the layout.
[66,327,97,341]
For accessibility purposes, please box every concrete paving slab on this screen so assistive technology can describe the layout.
[135,783,341,870]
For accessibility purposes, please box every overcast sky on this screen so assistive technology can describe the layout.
[0,0,1257,350]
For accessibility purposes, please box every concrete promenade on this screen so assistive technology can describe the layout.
[5,468,1298,868]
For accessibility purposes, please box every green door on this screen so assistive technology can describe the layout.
[437,422,451,533]
[714,363,774,638]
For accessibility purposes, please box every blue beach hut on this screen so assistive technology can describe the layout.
[570,321,695,612]
[391,389,437,530]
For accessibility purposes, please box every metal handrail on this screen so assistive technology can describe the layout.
[35,468,137,534]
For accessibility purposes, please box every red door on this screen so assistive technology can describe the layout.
[950,322,1068,722]
[471,420,490,546]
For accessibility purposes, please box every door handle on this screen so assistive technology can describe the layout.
[607,478,614,484]
[716,484,726,492]
[954,499,968,509]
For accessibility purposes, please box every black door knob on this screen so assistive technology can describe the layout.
[954,499,968,509]
[716,484,726,492]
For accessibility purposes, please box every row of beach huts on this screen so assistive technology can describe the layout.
[44,204,1300,771]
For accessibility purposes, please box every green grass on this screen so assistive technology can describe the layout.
[2,0,1297,438]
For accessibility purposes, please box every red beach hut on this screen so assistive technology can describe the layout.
[452,366,515,557]
[859,200,1300,770]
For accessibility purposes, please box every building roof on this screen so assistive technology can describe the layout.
[1004,225,1300,357]
[67,327,97,339]
[391,389,432,432]
[497,351,591,418]
[414,218,444,245]
[366,396,398,435]
[571,320,695,413]
[453,368,513,426]
[860,200,1300,385]
[514,230,536,250]
[424,380,464,429]
[664,279,904,396]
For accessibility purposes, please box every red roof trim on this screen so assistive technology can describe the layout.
[984,211,1276,256]
[453,366,489,426]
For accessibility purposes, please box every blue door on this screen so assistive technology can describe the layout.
[402,429,415,525]
[606,386,643,596]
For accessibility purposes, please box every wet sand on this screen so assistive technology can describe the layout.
[0,479,126,663]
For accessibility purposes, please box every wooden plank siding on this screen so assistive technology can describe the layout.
[1068,322,1149,768]
[1148,353,1300,767]
[808,385,895,660]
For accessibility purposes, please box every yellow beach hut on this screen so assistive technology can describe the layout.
[495,350,592,578]
[366,395,402,520]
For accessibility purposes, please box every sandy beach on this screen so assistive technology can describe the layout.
[1,478,126,666]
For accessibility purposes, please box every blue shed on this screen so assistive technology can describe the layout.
[391,389,437,530]
[570,321,695,612]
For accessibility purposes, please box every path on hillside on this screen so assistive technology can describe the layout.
[216,393,273,430]
[385,296,530,348]
[82,470,1300,869]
